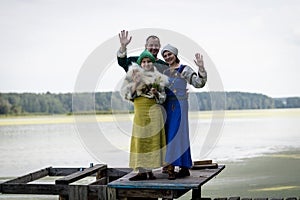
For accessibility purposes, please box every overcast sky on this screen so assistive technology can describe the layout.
[1,0,300,97]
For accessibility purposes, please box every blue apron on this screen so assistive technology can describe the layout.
[164,65,192,168]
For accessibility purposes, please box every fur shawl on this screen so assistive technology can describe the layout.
[121,63,169,103]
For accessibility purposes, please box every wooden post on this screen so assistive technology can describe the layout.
[191,188,201,200]
[107,187,117,200]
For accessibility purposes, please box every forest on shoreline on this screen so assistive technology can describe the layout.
[0,91,300,115]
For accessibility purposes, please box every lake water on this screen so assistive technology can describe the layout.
[0,108,300,199]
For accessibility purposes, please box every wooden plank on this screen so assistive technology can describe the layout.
[191,163,218,170]
[106,168,133,177]
[106,168,133,182]
[1,183,68,195]
[107,187,117,200]
[90,177,107,185]
[117,188,173,199]
[193,160,212,165]
[69,185,88,200]
[49,167,83,176]
[199,165,225,186]
[172,189,190,198]
[89,185,108,200]
[3,167,50,184]
[96,167,107,180]
[55,164,107,185]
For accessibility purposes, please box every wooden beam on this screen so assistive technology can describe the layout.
[90,177,107,185]
[193,160,212,165]
[106,168,133,182]
[69,185,88,200]
[49,167,83,176]
[1,183,68,195]
[106,168,133,177]
[55,164,107,185]
[117,188,173,199]
[4,167,51,184]
[89,185,108,200]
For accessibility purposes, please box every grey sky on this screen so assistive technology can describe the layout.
[1,0,300,97]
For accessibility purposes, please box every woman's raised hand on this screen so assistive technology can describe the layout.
[194,53,205,72]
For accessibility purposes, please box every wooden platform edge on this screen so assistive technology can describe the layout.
[200,165,225,186]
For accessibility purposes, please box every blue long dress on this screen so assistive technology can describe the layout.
[164,65,192,168]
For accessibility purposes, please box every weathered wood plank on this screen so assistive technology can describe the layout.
[4,167,51,184]
[106,168,133,182]
[193,160,212,165]
[49,167,83,176]
[200,165,225,186]
[117,188,173,199]
[172,189,190,198]
[89,185,107,200]
[107,187,117,200]
[1,183,68,195]
[191,163,218,170]
[55,164,107,185]
[90,177,107,185]
[69,185,88,200]
[106,168,133,177]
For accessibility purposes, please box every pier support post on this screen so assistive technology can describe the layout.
[191,188,201,200]
[107,187,117,200]
[59,195,68,200]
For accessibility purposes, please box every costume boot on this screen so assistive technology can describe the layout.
[162,165,168,174]
[176,167,190,178]
[129,172,147,181]
[167,165,176,180]
[147,171,156,180]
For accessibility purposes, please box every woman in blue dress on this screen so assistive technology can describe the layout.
[161,44,207,180]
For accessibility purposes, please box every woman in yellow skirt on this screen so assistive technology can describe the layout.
[121,50,169,181]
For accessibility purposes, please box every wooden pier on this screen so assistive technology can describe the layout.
[0,163,225,199]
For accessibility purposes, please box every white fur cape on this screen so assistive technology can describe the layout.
[121,63,169,103]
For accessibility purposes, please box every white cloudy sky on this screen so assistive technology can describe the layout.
[1,0,300,97]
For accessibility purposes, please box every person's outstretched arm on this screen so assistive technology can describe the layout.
[117,30,132,72]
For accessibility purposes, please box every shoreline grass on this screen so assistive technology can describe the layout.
[1,108,299,126]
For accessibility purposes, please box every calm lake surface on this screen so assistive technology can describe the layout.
[0,108,300,199]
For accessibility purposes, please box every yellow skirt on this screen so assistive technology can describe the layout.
[129,97,166,170]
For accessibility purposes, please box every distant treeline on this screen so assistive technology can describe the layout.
[0,91,299,115]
